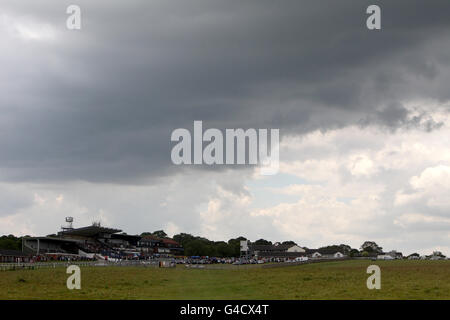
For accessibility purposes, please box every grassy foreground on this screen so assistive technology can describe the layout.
[1,260,449,299]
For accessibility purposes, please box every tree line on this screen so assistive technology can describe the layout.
[140,231,248,257]
[141,231,362,258]
[1,231,387,258]
[0,235,22,251]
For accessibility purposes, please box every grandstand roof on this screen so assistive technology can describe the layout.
[59,225,121,237]
[25,236,78,242]
[111,233,141,241]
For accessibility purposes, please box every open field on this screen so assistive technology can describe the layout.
[1,260,449,299]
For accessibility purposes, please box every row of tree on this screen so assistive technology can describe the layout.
[141,231,366,258]
[150,232,391,258]
[0,235,22,251]
[1,231,386,259]
[154,232,247,257]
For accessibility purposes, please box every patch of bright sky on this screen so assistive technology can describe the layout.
[246,173,310,209]
[0,13,57,41]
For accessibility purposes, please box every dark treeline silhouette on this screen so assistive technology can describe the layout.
[0,235,22,251]
[1,232,392,258]
[172,233,247,257]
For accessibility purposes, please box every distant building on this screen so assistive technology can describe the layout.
[377,254,394,260]
[305,248,347,259]
[374,250,402,260]
[430,251,446,260]
[138,235,183,257]
[248,243,306,260]
[386,250,403,259]
[407,253,420,260]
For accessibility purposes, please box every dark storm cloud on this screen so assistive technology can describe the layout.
[1,0,450,183]
[358,102,444,131]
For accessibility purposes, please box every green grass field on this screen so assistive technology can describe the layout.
[1,260,449,299]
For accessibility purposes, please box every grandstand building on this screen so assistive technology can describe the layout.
[22,237,82,256]
[138,235,184,257]
[21,222,183,261]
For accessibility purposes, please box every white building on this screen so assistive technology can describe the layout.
[377,254,394,260]
[286,245,306,253]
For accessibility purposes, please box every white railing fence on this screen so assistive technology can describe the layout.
[0,260,161,271]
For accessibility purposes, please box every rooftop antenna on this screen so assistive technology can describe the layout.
[61,217,74,231]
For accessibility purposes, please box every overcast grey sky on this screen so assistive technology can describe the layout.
[1,0,449,255]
